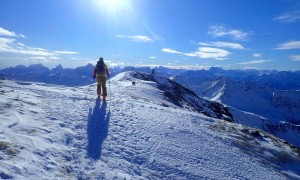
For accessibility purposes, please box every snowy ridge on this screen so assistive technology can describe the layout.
[129,71,233,121]
[0,73,300,179]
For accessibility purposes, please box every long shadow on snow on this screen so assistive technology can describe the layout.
[87,99,110,160]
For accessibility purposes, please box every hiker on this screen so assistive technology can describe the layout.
[93,57,110,100]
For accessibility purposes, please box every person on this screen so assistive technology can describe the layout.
[93,57,110,100]
[152,68,155,74]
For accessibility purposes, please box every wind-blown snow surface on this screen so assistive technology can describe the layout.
[1,72,300,179]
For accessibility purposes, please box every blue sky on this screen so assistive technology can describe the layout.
[0,0,300,70]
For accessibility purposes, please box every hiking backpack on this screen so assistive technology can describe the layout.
[96,62,105,75]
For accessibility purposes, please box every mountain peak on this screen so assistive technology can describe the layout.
[209,67,224,73]
[53,64,63,69]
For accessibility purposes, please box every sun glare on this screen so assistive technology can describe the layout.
[95,0,130,11]
[103,0,121,8]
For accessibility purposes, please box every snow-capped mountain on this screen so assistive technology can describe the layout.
[0,64,122,86]
[173,68,300,147]
[174,67,300,90]
[0,64,186,86]
[1,71,300,179]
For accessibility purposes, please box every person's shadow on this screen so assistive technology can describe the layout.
[87,99,110,160]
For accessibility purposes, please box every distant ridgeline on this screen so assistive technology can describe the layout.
[1,64,300,89]
[0,64,185,86]
[0,64,120,86]
[174,67,300,90]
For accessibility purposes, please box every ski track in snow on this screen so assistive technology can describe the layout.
[0,76,299,179]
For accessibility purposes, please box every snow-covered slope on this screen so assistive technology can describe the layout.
[174,73,300,122]
[1,72,300,179]
[174,72,300,147]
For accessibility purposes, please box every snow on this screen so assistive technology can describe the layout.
[174,73,300,148]
[0,72,300,179]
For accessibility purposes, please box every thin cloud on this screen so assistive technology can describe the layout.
[29,56,59,63]
[54,51,78,55]
[0,27,18,37]
[49,56,60,60]
[0,37,52,56]
[274,40,300,50]
[152,35,165,42]
[0,38,15,49]
[291,55,300,61]
[0,37,78,59]
[149,56,157,59]
[274,10,300,23]
[193,47,230,60]
[72,57,116,67]
[199,41,245,49]
[29,56,47,60]
[136,63,211,70]
[184,52,197,57]
[161,48,182,54]
[208,25,251,41]
[162,47,230,60]
[237,60,271,65]
[71,57,96,63]
[18,42,25,47]
[253,53,262,57]
[19,34,26,38]
[0,27,25,38]
[241,66,260,70]
[116,35,153,42]
[107,61,126,67]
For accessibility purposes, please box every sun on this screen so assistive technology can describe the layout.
[105,0,121,6]
[95,0,130,11]
[102,0,121,8]
[92,0,134,23]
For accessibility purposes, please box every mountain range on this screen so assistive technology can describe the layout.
[1,64,299,147]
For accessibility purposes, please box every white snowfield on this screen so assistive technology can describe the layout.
[0,72,300,179]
